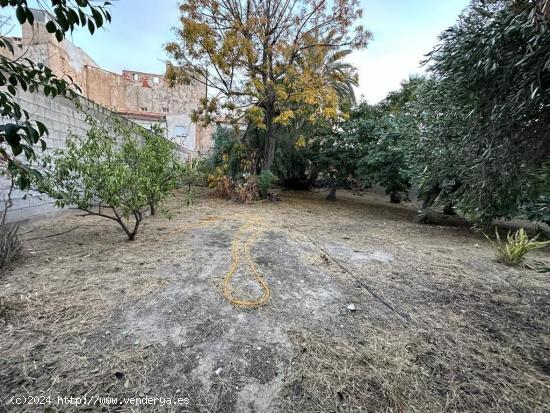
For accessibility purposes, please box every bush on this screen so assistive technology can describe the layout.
[258,170,277,198]
[208,126,250,180]
[40,118,180,241]
[181,159,208,206]
[488,228,550,266]
[131,125,184,215]
[208,165,234,199]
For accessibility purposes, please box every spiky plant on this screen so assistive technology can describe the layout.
[488,228,550,266]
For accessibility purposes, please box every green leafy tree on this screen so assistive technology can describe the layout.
[312,118,360,200]
[353,93,414,204]
[0,1,111,189]
[181,158,208,206]
[406,0,550,225]
[134,126,184,216]
[40,119,150,241]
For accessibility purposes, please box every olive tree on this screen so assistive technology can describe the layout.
[406,0,550,225]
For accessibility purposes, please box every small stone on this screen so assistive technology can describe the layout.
[175,389,181,394]
[215,368,223,375]
[347,304,357,312]
[474,244,480,248]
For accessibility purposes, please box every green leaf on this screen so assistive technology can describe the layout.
[15,5,26,24]
[46,20,57,33]
[87,19,95,35]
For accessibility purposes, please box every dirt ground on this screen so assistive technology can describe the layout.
[1,189,549,412]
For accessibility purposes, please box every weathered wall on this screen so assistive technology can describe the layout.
[0,91,192,223]
[9,18,214,153]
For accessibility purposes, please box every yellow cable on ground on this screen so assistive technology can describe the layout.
[167,213,271,308]
[223,218,271,308]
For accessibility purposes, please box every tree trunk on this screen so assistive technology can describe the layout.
[262,111,276,171]
[390,192,401,204]
[127,211,142,241]
[421,184,441,209]
[443,202,457,215]
[149,202,156,216]
[326,185,337,201]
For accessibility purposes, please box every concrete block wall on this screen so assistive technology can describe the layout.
[0,91,192,223]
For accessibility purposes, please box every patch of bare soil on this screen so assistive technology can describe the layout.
[0,189,549,412]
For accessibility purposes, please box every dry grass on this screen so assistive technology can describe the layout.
[0,223,21,269]
[281,325,550,412]
[0,189,549,412]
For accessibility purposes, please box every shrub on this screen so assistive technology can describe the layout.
[181,159,207,206]
[258,170,277,198]
[488,228,550,266]
[40,118,157,241]
[234,174,259,203]
[404,1,550,224]
[208,166,233,199]
[132,125,184,215]
[208,126,249,180]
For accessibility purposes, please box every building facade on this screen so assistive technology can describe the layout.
[6,9,213,154]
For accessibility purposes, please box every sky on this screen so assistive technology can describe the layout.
[10,0,470,103]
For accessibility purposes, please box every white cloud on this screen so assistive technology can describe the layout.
[349,50,426,103]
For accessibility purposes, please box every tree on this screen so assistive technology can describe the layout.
[312,117,360,200]
[40,119,151,241]
[133,126,185,216]
[272,42,360,194]
[354,105,410,203]
[406,0,550,225]
[165,0,369,171]
[0,1,111,189]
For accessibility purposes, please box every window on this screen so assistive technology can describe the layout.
[162,107,169,113]
[175,126,187,137]
[133,73,139,81]
[140,107,148,112]
[153,76,160,84]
